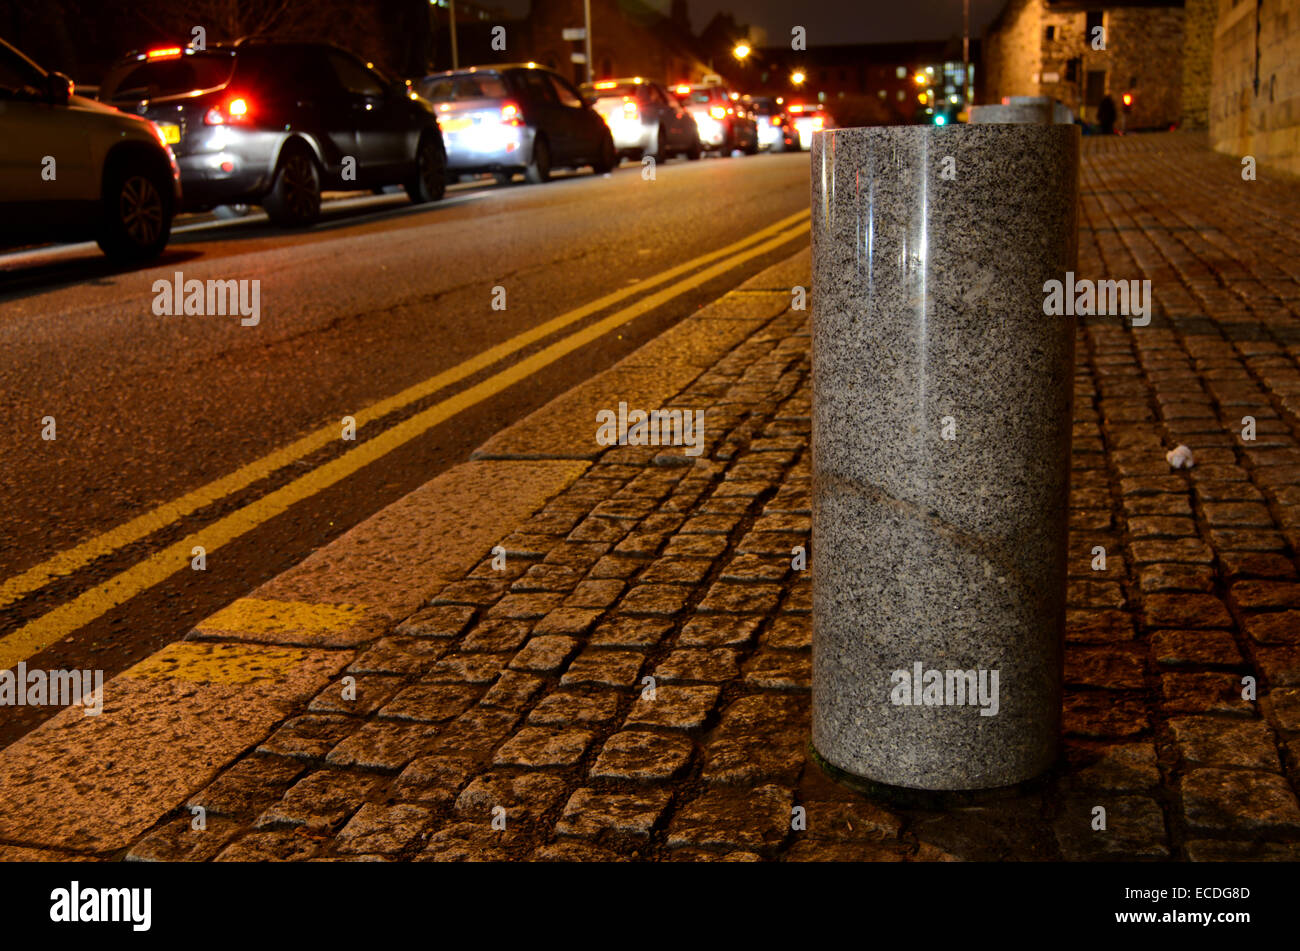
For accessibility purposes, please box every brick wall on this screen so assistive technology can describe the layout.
[1210,0,1300,175]
[984,0,1044,104]
[1181,0,1216,128]
[1103,7,1185,127]
[985,1,1186,128]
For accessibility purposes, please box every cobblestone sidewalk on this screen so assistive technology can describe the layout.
[38,133,1300,861]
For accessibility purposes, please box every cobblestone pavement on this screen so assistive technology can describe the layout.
[52,133,1300,861]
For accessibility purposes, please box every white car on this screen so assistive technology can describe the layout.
[0,36,181,261]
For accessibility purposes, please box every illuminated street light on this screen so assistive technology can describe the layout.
[733,43,751,60]
[913,72,927,85]
[791,70,806,85]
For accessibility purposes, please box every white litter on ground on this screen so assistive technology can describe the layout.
[1166,444,1195,469]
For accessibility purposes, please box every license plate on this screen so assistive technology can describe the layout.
[439,116,473,132]
[157,123,181,144]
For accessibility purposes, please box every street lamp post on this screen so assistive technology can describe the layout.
[583,0,593,85]
[449,0,458,70]
[962,0,970,103]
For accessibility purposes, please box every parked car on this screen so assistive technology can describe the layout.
[787,103,830,150]
[744,96,799,152]
[97,38,447,226]
[0,35,180,261]
[414,64,616,185]
[580,77,700,161]
[673,83,758,156]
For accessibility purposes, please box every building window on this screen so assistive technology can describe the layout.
[897,89,904,100]
[878,89,886,98]
[1085,11,1104,38]
[1045,25,1055,40]
[896,66,906,78]
[1065,58,1080,83]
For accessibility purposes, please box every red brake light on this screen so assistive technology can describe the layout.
[709,105,726,119]
[204,95,253,126]
[771,116,782,126]
[675,84,690,95]
[500,101,523,125]
[147,47,183,60]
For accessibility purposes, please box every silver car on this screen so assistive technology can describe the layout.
[415,64,616,185]
[0,35,180,260]
[580,78,701,162]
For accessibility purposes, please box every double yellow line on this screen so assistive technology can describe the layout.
[0,209,810,670]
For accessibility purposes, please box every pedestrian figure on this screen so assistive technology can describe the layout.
[1097,95,1117,135]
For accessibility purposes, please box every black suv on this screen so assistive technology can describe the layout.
[98,39,447,226]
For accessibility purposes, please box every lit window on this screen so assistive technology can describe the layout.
[895,66,906,79]
[897,89,904,100]
[878,89,886,98]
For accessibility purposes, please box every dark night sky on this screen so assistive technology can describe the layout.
[498,0,1008,43]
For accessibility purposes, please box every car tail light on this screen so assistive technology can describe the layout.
[147,47,183,60]
[622,98,638,119]
[812,116,824,130]
[500,101,523,126]
[675,84,690,95]
[771,116,782,126]
[204,95,252,125]
[709,105,726,119]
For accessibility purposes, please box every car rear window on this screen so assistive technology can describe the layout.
[101,53,234,103]
[421,73,507,101]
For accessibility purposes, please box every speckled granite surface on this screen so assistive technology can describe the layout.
[810,124,1080,790]
[970,97,1075,125]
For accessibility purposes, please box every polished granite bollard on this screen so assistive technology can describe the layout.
[810,123,1080,792]
[969,96,1075,124]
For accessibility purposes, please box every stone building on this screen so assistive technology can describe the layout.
[1181,0,1216,128]
[1210,0,1300,175]
[525,0,710,88]
[983,0,1188,128]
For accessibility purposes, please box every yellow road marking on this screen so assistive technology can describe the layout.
[0,207,809,614]
[127,640,317,685]
[0,218,810,668]
[195,597,370,637]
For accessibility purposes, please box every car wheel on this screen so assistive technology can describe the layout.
[686,134,702,161]
[95,157,172,263]
[525,135,551,184]
[406,133,447,204]
[263,144,321,227]
[493,171,515,186]
[591,130,617,174]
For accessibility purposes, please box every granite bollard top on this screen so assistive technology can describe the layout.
[810,123,1081,791]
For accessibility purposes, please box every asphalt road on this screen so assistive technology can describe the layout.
[0,151,811,744]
